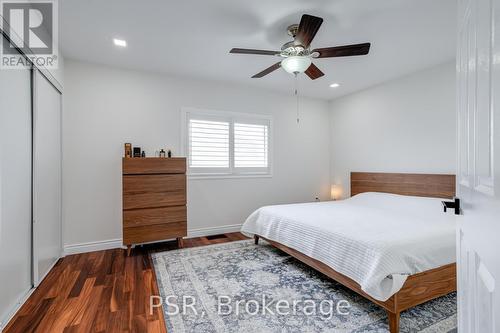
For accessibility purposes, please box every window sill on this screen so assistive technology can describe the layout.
[187,173,273,180]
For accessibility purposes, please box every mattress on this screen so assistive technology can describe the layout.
[241,192,456,301]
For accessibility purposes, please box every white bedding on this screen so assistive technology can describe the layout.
[241,192,456,301]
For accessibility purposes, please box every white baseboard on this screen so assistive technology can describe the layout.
[62,224,244,256]
[63,238,124,256]
[187,224,243,238]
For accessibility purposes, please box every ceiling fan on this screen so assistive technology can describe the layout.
[229,14,371,80]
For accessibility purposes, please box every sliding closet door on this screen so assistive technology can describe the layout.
[32,70,62,285]
[0,45,33,324]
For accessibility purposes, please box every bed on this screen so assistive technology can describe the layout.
[241,172,457,333]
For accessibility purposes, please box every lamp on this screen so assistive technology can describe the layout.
[281,56,312,74]
[331,184,342,201]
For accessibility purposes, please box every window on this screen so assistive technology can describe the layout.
[182,108,272,178]
[234,122,268,168]
[189,118,230,169]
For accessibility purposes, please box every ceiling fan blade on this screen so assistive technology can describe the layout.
[305,63,324,80]
[230,48,281,56]
[252,62,281,78]
[294,14,323,48]
[312,43,371,58]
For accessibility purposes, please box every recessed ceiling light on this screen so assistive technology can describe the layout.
[329,83,340,88]
[113,38,127,47]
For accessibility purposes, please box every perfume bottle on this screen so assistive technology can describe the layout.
[159,149,166,158]
[167,149,172,158]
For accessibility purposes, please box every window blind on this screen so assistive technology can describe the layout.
[184,109,271,177]
[234,123,268,168]
[188,119,229,168]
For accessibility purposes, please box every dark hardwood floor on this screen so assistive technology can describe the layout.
[4,232,248,333]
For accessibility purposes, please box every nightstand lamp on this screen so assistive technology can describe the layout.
[331,184,342,201]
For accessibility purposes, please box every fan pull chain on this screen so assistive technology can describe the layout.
[294,73,300,123]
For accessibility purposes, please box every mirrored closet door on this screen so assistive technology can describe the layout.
[0,39,33,327]
[0,33,63,327]
[33,70,62,286]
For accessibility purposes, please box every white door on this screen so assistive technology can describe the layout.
[457,0,500,331]
[0,44,33,327]
[33,70,62,285]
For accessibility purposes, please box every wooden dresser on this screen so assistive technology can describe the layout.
[122,157,187,255]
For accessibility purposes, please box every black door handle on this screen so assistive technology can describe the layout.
[442,197,460,215]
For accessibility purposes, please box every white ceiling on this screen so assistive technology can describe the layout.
[60,0,457,100]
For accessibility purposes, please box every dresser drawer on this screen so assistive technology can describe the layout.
[123,221,187,244]
[123,191,186,210]
[123,174,185,194]
[123,158,186,175]
[123,206,186,228]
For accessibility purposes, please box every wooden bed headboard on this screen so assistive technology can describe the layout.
[350,172,456,199]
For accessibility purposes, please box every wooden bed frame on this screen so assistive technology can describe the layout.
[254,172,457,333]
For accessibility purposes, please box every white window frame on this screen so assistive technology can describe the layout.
[181,107,273,179]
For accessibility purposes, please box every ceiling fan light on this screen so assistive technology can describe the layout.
[281,56,312,74]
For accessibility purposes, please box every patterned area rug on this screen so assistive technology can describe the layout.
[152,240,457,333]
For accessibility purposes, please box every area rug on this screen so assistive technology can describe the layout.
[151,240,457,333]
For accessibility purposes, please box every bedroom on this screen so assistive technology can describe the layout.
[0,0,498,332]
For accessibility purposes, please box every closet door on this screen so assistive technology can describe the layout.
[0,45,33,325]
[32,70,62,285]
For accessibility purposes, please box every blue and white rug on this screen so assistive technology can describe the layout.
[151,240,457,333]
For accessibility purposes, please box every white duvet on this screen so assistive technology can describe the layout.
[241,192,456,301]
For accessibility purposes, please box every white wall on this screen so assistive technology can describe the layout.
[329,62,456,198]
[63,60,331,248]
